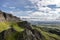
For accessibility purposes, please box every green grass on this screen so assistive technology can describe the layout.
[5,22,25,40]
[12,22,25,32]
[0,21,25,32]
[5,31,23,40]
[0,21,60,40]
[0,21,10,32]
[5,32,16,40]
[33,26,60,40]
[0,21,25,40]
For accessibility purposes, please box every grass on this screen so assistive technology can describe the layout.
[5,22,25,40]
[5,32,16,40]
[33,26,60,40]
[0,21,25,33]
[5,31,23,40]
[0,21,25,40]
[0,21,10,32]
[12,22,25,32]
[0,21,60,40]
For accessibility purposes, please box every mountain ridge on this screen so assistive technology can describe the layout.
[0,11,60,40]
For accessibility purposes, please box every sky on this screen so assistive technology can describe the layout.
[0,0,60,21]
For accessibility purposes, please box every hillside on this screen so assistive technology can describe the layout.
[0,11,60,40]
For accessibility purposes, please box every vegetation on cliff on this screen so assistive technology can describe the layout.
[0,11,60,40]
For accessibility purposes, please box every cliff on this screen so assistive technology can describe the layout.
[0,11,60,40]
[0,11,20,22]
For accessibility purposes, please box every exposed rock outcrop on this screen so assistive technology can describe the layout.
[0,11,20,22]
[0,25,43,40]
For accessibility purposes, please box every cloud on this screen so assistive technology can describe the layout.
[1,0,37,11]
[21,11,60,21]
[29,0,60,10]
[29,12,59,21]
[21,0,59,21]
[1,0,60,21]
[9,10,32,17]
[9,0,60,21]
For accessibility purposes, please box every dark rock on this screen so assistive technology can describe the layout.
[0,11,21,22]
[48,29,60,35]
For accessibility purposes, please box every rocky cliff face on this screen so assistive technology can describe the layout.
[0,27,43,40]
[0,11,20,22]
[0,11,5,22]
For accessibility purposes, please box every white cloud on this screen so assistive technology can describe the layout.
[29,0,60,11]
[9,10,32,17]
[55,8,60,12]
[29,12,58,21]
[22,0,60,21]
[29,0,60,6]
[20,10,60,21]
[2,0,60,21]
